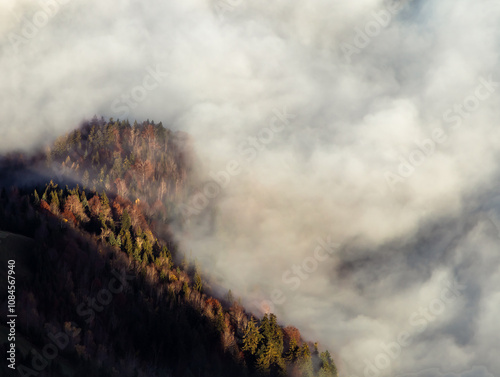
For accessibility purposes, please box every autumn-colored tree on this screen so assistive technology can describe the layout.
[64,194,88,223]
[39,199,51,212]
[129,203,148,232]
[144,124,156,158]
[62,209,77,226]
[283,326,301,353]
[229,300,245,332]
[0,118,341,377]
[134,159,154,187]
[114,177,127,197]
[88,195,101,218]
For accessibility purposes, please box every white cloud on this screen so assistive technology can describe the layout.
[1,0,499,375]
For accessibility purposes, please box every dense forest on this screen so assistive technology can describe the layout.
[0,117,338,377]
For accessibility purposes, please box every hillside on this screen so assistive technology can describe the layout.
[0,118,338,377]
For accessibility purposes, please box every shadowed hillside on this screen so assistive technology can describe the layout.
[0,118,337,377]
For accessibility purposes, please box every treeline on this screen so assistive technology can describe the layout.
[45,116,193,223]
[0,118,338,377]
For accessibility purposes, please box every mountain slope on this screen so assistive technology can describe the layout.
[0,117,338,377]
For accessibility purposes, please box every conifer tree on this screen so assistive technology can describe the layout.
[50,191,60,209]
[82,170,90,186]
[108,232,118,247]
[319,350,338,377]
[225,289,234,305]
[183,281,190,297]
[256,313,285,374]
[285,337,299,362]
[123,230,133,257]
[80,191,89,209]
[121,209,131,233]
[270,314,284,354]
[299,344,314,377]
[101,190,110,210]
[215,306,226,333]
[194,271,202,292]
[242,318,262,355]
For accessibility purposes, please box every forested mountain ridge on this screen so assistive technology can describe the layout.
[1,116,192,220]
[0,117,338,377]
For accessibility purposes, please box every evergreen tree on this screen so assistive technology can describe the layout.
[80,191,89,209]
[269,314,284,354]
[82,170,90,187]
[183,281,190,297]
[133,245,142,263]
[166,249,173,269]
[242,318,262,355]
[122,230,133,257]
[101,191,110,210]
[194,271,202,292]
[225,289,234,305]
[50,190,60,209]
[299,344,314,377]
[92,151,100,166]
[160,246,174,269]
[256,313,285,374]
[33,190,40,205]
[260,314,271,341]
[285,337,299,362]
[99,213,108,230]
[112,153,123,178]
[181,256,189,270]
[98,167,106,184]
[215,306,226,333]
[142,237,153,263]
[121,210,131,233]
[108,232,118,247]
[319,350,338,377]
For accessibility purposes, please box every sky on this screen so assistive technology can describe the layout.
[1,0,500,376]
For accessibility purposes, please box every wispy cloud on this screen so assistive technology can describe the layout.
[1,1,500,375]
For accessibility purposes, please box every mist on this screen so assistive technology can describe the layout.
[2,0,500,375]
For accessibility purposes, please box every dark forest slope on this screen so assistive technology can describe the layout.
[0,117,338,377]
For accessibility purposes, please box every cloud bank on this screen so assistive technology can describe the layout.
[2,0,500,375]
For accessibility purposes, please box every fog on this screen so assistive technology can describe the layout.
[1,0,500,375]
